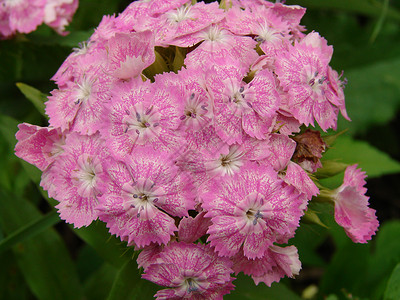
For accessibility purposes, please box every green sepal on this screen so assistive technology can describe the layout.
[315,160,349,179]
[322,129,348,148]
[219,0,232,10]
[314,186,336,202]
[301,209,329,228]
[142,50,169,81]
[172,46,186,73]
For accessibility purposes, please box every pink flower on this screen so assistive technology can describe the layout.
[107,31,155,81]
[232,244,301,286]
[153,1,225,46]
[97,146,196,248]
[201,136,271,178]
[116,0,190,32]
[137,243,164,270]
[333,165,379,243]
[224,5,294,61]
[47,132,109,227]
[46,49,113,135]
[101,80,183,160]
[1,0,45,35]
[44,0,79,34]
[203,163,303,259]
[275,32,340,130]
[154,68,212,133]
[206,62,280,144]
[181,25,258,70]
[262,133,296,172]
[15,123,65,171]
[178,211,212,244]
[0,0,77,38]
[261,134,318,201]
[142,242,235,299]
[0,9,13,38]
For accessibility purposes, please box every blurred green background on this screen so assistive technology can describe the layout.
[1,0,400,299]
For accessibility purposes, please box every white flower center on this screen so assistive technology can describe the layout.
[204,26,225,42]
[122,179,164,218]
[206,145,244,176]
[243,192,273,226]
[167,5,193,23]
[75,76,94,105]
[179,93,209,129]
[184,277,200,293]
[256,24,281,43]
[305,68,327,94]
[72,41,90,56]
[73,154,102,198]
[122,105,162,145]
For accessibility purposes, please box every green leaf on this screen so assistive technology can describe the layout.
[68,0,122,31]
[289,221,328,267]
[322,135,400,178]
[226,273,302,300]
[84,263,118,300]
[362,221,400,299]
[0,39,70,82]
[77,244,104,281]
[318,241,370,298]
[0,113,19,148]
[0,251,33,300]
[73,221,130,269]
[337,58,400,135]
[107,259,159,300]
[384,263,400,300]
[0,190,83,300]
[285,0,400,21]
[15,83,48,118]
[29,29,93,48]
[0,210,60,254]
[370,0,390,43]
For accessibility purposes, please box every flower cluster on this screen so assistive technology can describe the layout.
[0,0,78,38]
[15,0,379,298]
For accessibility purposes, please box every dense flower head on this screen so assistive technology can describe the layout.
[14,0,378,297]
[0,0,78,38]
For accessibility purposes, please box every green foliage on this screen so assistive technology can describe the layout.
[226,273,302,300]
[286,0,400,21]
[73,221,131,269]
[0,211,60,254]
[337,58,400,135]
[84,263,118,300]
[321,135,400,188]
[16,83,48,118]
[107,259,159,300]
[384,263,400,300]
[0,190,84,300]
